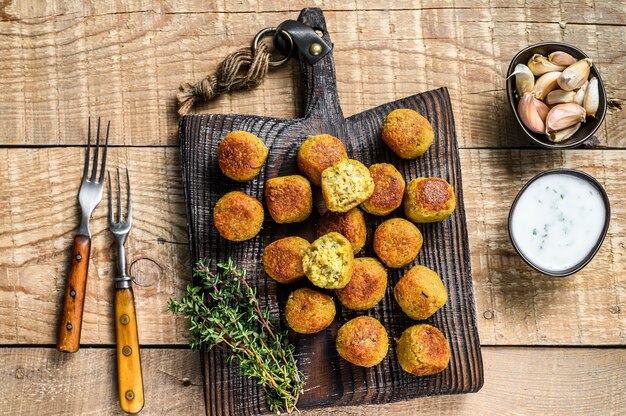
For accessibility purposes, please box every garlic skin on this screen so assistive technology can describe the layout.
[545,89,576,105]
[510,63,535,94]
[528,54,566,76]
[558,58,592,91]
[518,92,546,134]
[548,51,578,67]
[583,77,599,118]
[545,103,586,133]
[574,80,588,106]
[548,123,581,143]
[533,97,549,122]
[533,71,561,100]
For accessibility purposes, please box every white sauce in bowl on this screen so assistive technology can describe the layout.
[510,172,607,273]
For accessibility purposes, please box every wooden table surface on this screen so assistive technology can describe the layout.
[1,1,624,415]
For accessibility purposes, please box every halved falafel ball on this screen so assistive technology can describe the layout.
[302,232,354,289]
[297,134,348,186]
[213,191,264,241]
[361,163,406,216]
[265,175,313,223]
[316,207,367,254]
[396,324,450,376]
[263,236,309,284]
[285,287,336,334]
[394,265,448,320]
[404,177,456,223]
[321,159,375,213]
[336,257,387,311]
[381,108,434,159]
[336,316,389,367]
[373,218,423,268]
[217,131,268,181]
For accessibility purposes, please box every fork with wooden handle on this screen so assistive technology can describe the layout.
[108,168,144,414]
[57,118,109,353]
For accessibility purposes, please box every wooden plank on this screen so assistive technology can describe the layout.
[0,347,205,415]
[0,3,623,147]
[1,147,624,346]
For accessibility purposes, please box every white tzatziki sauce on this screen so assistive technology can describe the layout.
[510,173,606,272]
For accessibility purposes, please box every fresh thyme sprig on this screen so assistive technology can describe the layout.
[167,258,304,414]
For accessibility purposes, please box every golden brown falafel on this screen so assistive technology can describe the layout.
[217,131,268,181]
[316,207,367,254]
[263,236,310,284]
[381,109,434,159]
[321,159,375,213]
[396,324,450,376]
[336,316,389,367]
[297,134,348,186]
[265,175,313,223]
[373,218,423,268]
[404,177,456,223]
[213,191,264,241]
[394,265,448,320]
[302,232,354,289]
[361,163,406,216]
[336,257,387,311]
[285,287,336,334]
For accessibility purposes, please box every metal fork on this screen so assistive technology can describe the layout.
[57,117,109,353]
[108,168,144,414]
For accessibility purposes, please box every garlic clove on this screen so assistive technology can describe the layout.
[545,103,586,133]
[558,58,592,91]
[528,54,566,76]
[548,51,578,67]
[574,80,588,106]
[518,92,546,134]
[508,63,535,94]
[547,123,581,143]
[545,89,576,105]
[533,97,549,122]
[583,77,599,118]
[533,71,561,100]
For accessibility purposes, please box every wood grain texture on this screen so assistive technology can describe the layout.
[0,1,623,147]
[0,348,204,415]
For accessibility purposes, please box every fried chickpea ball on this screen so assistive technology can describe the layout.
[213,191,264,241]
[321,159,375,213]
[336,257,387,311]
[297,134,348,186]
[373,218,423,268]
[265,175,313,223]
[263,237,309,284]
[361,163,406,216]
[396,324,450,376]
[336,316,389,367]
[217,131,268,181]
[394,265,448,320]
[302,232,354,289]
[285,288,336,334]
[316,208,367,254]
[404,177,456,223]
[381,108,434,159]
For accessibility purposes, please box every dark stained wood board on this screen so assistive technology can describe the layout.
[179,8,483,415]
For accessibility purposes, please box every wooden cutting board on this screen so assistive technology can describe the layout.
[179,7,483,415]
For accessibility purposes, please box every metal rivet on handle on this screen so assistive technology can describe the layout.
[75,254,82,261]
[309,42,323,56]
[70,289,76,298]
[120,314,130,325]
[122,345,132,356]
[66,322,72,330]
[125,390,135,401]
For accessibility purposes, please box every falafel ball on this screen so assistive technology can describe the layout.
[404,177,456,223]
[302,232,354,289]
[381,108,434,159]
[321,159,375,213]
[361,163,406,216]
[316,208,367,254]
[263,236,309,284]
[285,287,336,334]
[336,316,389,367]
[373,218,423,268]
[297,134,348,186]
[394,265,448,320]
[336,257,387,311]
[217,131,268,181]
[213,191,264,241]
[396,324,450,376]
[265,175,313,223]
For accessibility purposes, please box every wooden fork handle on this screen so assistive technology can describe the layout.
[57,235,91,353]
[115,287,145,414]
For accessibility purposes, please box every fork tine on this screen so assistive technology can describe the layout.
[99,121,110,184]
[108,171,114,224]
[82,117,91,181]
[117,168,122,223]
[90,117,101,182]
[126,168,132,224]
